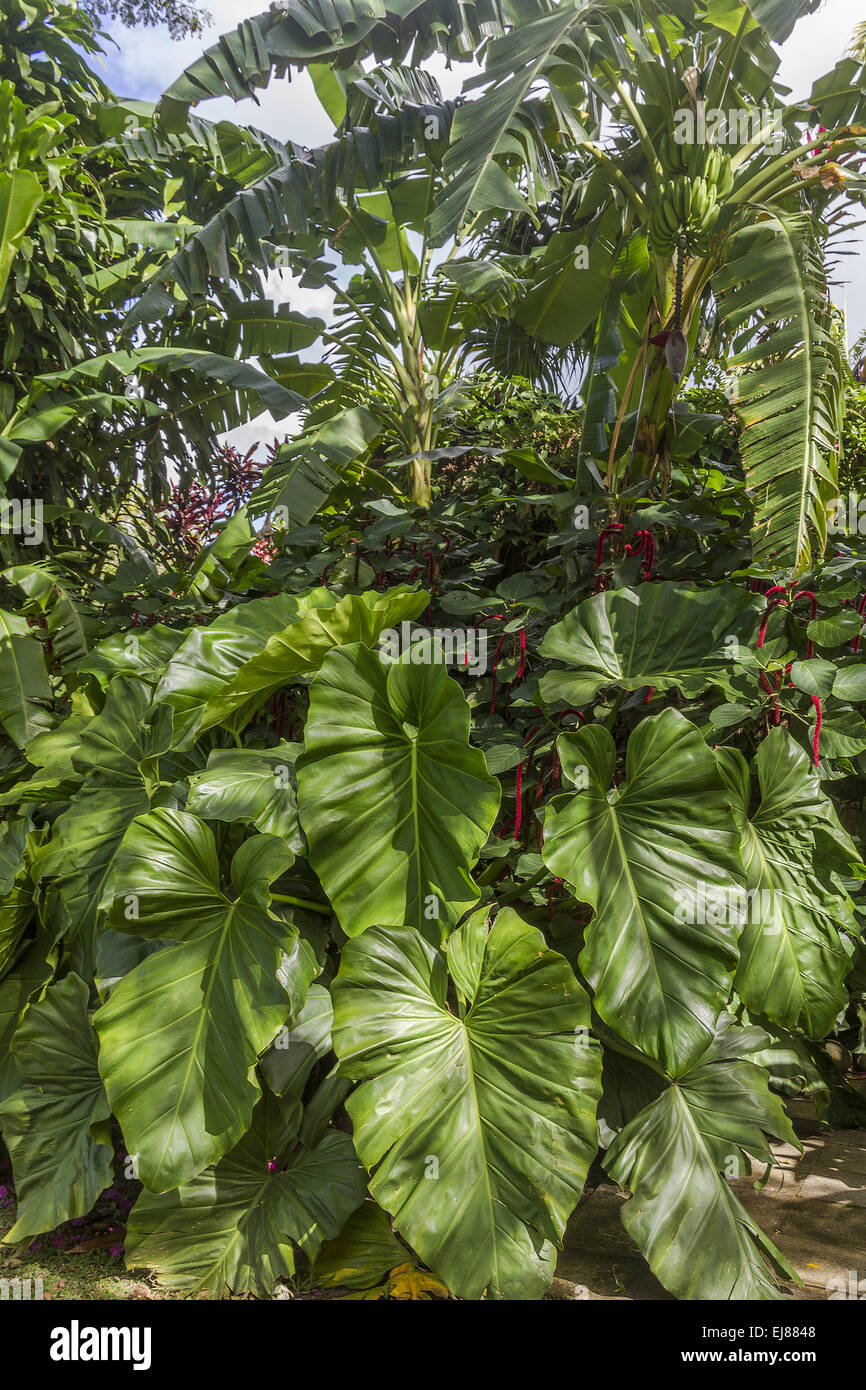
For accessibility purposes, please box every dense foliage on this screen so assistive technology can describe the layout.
[1,0,866,1303]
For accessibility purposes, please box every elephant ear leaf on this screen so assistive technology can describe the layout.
[94,810,297,1192]
[0,607,53,748]
[543,710,745,1076]
[539,582,760,706]
[331,909,602,1300]
[0,974,112,1242]
[197,586,429,736]
[125,1089,365,1296]
[154,589,332,747]
[0,818,44,981]
[296,640,500,939]
[605,1025,801,1300]
[33,676,163,973]
[718,729,862,1037]
[185,741,304,850]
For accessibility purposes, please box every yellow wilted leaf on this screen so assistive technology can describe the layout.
[386,1262,450,1300]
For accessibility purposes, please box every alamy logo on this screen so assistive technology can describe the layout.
[828,493,866,535]
[49,1321,152,1371]
[674,105,784,153]
[0,497,42,546]
[674,883,779,928]
[1,1275,42,1299]
[378,621,488,676]
[827,1269,866,1299]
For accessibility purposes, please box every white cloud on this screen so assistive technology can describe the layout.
[218,406,301,457]
[262,269,335,322]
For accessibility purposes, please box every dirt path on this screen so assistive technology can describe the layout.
[554,1098,866,1301]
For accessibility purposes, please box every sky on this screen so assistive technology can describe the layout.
[92,0,866,449]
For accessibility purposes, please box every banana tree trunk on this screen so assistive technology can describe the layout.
[627,257,710,482]
[409,452,432,508]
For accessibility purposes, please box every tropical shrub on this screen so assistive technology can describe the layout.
[2,0,866,1306]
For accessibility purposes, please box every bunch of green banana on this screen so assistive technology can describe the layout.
[657,134,733,196]
[649,175,719,256]
[649,132,734,258]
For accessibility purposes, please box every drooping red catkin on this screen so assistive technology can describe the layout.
[757,587,789,719]
[811,695,822,767]
[791,589,818,658]
[513,759,525,840]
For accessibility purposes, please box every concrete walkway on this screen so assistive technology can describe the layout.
[554,1096,866,1301]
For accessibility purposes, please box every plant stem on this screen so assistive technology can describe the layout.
[271,892,332,916]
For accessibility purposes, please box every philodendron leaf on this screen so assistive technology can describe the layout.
[543,710,745,1077]
[0,974,113,1242]
[260,983,334,1104]
[0,607,53,747]
[605,1024,801,1300]
[717,729,862,1037]
[186,742,304,850]
[197,586,429,736]
[313,1201,406,1292]
[125,1090,365,1296]
[75,624,185,689]
[94,810,298,1192]
[155,589,332,747]
[0,929,56,1105]
[0,818,43,980]
[33,677,165,973]
[297,641,500,940]
[331,909,602,1300]
[539,581,760,706]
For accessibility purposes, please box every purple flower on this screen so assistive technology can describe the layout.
[0,1186,7,1198]
[109,1244,123,1259]
[27,1240,42,1253]
[52,1234,66,1247]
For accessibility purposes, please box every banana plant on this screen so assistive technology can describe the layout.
[436,0,865,573]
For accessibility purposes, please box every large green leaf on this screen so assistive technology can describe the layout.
[428,4,589,242]
[744,0,820,42]
[297,641,500,939]
[713,215,844,575]
[248,406,382,523]
[125,1090,365,1296]
[0,974,113,1243]
[32,346,305,427]
[0,169,43,301]
[4,563,92,665]
[197,587,428,737]
[540,582,760,706]
[605,1024,800,1300]
[331,909,602,1300]
[33,677,163,969]
[718,729,861,1037]
[0,608,52,748]
[185,742,304,849]
[312,1200,406,1292]
[94,811,297,1191]
[0,818,43,980]
[157,0,500,121]
[75,625,185,690]
[542,710,745,1076]
[154,590,331,746]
